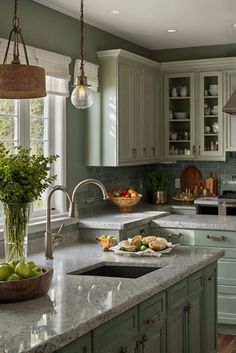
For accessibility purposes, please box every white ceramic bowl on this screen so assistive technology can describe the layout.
[174,112,188,119]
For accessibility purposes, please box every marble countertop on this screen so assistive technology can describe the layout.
[0,242,223,353]
[79,207,169,230]
[152,214,236,231]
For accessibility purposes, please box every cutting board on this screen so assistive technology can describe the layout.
[180,166,202,193]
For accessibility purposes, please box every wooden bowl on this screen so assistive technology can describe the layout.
[0,267,53,303]
[109,195,142,212]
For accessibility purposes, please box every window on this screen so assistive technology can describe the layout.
[0,93,66,218]
[0,37,71,222]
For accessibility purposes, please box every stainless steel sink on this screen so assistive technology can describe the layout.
[68,263,162,279]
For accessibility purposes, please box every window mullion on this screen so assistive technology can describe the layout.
[19,100,30,148]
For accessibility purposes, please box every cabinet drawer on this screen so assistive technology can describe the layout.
[218,258,236,285]
[152,228,194,245]
[167,279,188,312]
[194,230,236,247]
[56,332,91,353]
[139,292,166,331]
[126,224,150,238]
[93,307,138,352]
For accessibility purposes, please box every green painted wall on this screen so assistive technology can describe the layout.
[152,43,236,62]
[0,0,151,192]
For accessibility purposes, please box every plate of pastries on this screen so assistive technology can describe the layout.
[110,235,178,257]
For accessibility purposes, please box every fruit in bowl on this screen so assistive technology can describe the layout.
[0,260,53,303]
[97,235,117,251]
[108,189,142,212]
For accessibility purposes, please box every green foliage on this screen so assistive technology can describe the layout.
[146,170,169,192]
[0,144,58,204]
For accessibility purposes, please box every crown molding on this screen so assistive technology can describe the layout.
[160,57,236,72]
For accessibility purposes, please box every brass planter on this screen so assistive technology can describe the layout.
[153,191,167,204]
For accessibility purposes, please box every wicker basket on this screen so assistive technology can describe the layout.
[109,195,142,212]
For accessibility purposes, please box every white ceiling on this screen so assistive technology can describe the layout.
[34,0,236,50]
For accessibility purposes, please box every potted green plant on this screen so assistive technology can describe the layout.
[146,170,169,204]
[0,144,57,261]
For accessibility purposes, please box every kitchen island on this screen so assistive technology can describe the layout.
[0,242,223,353]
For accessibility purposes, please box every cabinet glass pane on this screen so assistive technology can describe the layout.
[202,75,219,153]
[168,77,191,157]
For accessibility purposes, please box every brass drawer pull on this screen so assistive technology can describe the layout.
[120,346,128,353]
[207,235,225,241]
[168,233,183,240]
[146,312,164,325]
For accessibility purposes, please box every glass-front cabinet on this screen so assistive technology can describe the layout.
[164,73,195,159]
[198,71,223,159]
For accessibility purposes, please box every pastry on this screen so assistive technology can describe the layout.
[142,236,157,246]
[130,235,143,247]
[149,237,168,251]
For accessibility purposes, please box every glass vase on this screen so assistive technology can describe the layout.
[3,203,30,262]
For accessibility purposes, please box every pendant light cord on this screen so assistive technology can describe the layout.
[79,0,85,77]
[3,0,29,65]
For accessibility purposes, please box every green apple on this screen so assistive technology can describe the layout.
[26,261,36,270]
[8,260,20,271]
[15,261,31,278]
[6,273,22,281]
[0,264,13,281]
[30,266,43,277]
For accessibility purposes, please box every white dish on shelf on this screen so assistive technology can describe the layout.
[174,112,189,119]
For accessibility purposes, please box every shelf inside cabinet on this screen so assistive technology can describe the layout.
[204,134,218,137]
[169,119,190,122]
[204,115,218,118]
[169,96,190,100]
[204,96,218,99]
[169,140,190,142]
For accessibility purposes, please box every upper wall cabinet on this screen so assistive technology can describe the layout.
[86,50,160,166]
[162,58,228,161]
[224,70,236,152]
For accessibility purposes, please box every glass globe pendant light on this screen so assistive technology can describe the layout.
[0,0,46,99]
[71,0,93,109]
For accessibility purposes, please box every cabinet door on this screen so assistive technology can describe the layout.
[118,62,133,163]
[142,68,159,161]
[198,71,224,160]
[225,70,236,151]
[56,333,91,353]
[167,280,188,353]
[164,73,195,160]
[139,292,166,353]
[93,307,138,353]
[188,272,203,353]
[132,65,144,162]
[204,263,217,353]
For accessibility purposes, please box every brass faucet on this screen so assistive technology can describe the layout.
[45,185,72,260]
[45,179,108,259]
[69,178,109,218]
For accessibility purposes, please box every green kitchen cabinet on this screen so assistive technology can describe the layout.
[93,307,138,353]
[86,49,161,166]
[139,292,166,353]
[56,332,92,353]
[167,271,203,353]
[204,263,217,353]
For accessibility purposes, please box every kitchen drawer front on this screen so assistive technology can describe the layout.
[218,258,236,286]
[152,228,194,245]
[56,332,91,353]
[194,230,236,247]
[167,279,188,312]
[93,307,138,352]
[218,286,236,325]
[139,291,166,331]
[126,224,150,238]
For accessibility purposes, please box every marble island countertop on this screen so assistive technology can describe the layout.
[0,242,223,353]
[152,214,236,231]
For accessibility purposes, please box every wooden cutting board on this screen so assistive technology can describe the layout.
[180,165,202,193]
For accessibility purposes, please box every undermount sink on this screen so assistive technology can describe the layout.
[68,263,162,279]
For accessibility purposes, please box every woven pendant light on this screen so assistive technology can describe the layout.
[0,0,46,99]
